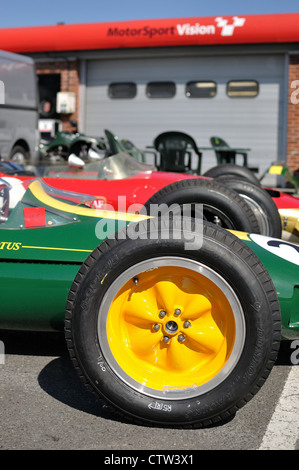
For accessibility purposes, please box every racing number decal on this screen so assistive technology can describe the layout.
[250,234,299,266]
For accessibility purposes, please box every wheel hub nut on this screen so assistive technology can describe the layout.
[165,321,178,335]
[178,334,186,343]
[159,310,166,319]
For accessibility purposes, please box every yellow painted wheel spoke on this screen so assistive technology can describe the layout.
[106,264,238,393]
[185,317,225,354]
[124,290,158,327]
[127,324,162,358]
[183,295,212,320]
[153,280,182,313]
[166,339,197,372]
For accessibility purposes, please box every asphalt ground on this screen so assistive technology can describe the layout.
[0,330,298,452]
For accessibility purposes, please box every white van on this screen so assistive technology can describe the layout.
[0,50,39,163]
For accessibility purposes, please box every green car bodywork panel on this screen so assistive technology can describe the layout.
[0,179,143,331]
[0,179,298,339]
[238,231,299,340]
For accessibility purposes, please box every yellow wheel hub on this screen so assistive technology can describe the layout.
[105,259,241,396]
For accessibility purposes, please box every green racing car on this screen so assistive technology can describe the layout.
[0,176,297,428]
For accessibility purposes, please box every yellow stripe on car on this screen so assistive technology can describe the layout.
[22,245,92,253]
[29,180,148,223]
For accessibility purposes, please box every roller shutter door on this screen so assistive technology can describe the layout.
[84,53,285,175]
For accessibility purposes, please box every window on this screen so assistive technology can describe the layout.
[227,80,259,98]
[108,82,137,99]
[146,81,176,99]
[185,81,217,98]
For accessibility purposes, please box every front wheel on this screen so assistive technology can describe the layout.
[65,221,281,428]
[10,145,28,164]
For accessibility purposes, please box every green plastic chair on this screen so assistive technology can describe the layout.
[210,136,248,166]
[153,131,202,174]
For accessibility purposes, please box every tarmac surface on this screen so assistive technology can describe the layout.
[0,330,298,452]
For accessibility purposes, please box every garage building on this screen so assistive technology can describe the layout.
[0,13,298,175]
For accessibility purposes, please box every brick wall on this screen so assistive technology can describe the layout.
[287,55,299,171]
[36,60,80,132]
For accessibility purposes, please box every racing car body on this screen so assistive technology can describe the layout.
[0,152,296,239]
[0,176,297,337]
[39,129,106,161]
[268,188,299,236]
[0,176,297,427]
[45,158,299,240]
[0,177,143,330]
[3,153,202,210]
[235,231,299,340]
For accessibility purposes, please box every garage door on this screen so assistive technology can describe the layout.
[84,52,286,175]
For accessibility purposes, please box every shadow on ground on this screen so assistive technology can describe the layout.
[0,329,295,427]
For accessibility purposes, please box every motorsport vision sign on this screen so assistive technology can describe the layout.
[0,14,299,53]
[107,16,246,40]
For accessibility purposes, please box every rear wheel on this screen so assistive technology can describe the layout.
[221,178,282,238]
[203,164,261,186]
[142,178,260,233]
[65,221,281,428]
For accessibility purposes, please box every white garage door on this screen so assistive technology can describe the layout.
[84,51,286,175]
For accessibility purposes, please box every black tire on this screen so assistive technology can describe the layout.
[10,145,28,164]
[203,164,261,186]
[222,178,282,238]
[142,178,260,233]
[65,220,281,428]
[46,146,69,160]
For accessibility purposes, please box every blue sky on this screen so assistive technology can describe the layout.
[0,0,298,28]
